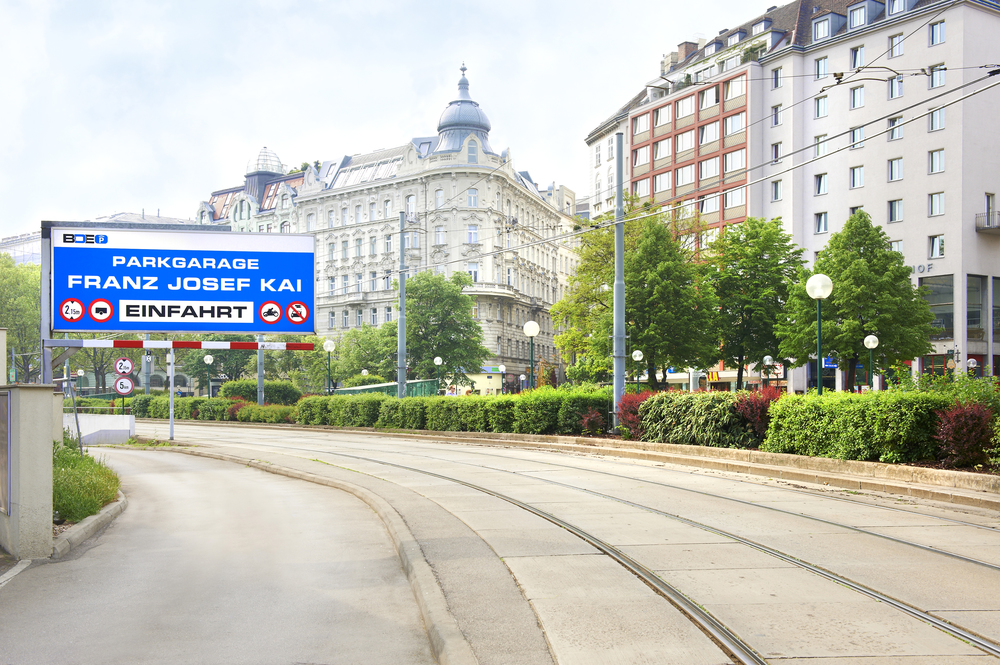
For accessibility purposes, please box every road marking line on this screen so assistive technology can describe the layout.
[0,559,32,588]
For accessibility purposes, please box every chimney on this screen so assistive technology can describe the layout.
[677,41,699,61]
[661,51,679,75]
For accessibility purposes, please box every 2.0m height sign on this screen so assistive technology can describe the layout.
[51,228,315,334]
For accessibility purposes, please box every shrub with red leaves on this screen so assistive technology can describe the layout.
[734,386,784,446]
[226,397,250,421]
[617,391,656,440]
[935,401,993,468]
[580,407,605,435]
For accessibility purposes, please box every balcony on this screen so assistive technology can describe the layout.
[975,211,1000,234]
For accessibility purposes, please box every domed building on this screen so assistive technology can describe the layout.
[196,67,580,391]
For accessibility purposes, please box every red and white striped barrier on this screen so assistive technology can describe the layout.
[43,339,315,351]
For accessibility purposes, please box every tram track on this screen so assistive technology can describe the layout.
[183,429,1000,661]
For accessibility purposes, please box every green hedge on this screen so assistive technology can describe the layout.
[236,404,296,423]
[426,397,463,431]
[763,391,951,463]
[218,379,302,405]
[640,392,754,449]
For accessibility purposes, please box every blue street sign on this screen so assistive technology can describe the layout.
[51,228,315,334]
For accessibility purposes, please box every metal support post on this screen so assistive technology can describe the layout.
[816,301,823,396]
[612,131,625,427]
[397,211,407,399]
[529,336,535,389]
[40,228,52,384]
[144,333,151,394]
[257,334,264,405]
[168,347,175,441]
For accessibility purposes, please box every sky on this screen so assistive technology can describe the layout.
[0,0,758,238]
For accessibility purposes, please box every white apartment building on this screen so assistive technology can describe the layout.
[197,68,581,391]
[593,0,1000,389]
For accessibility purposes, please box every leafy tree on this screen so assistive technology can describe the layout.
[68,334,144,393]
[777,211,934,389]
[396,270,490,388]
[708,217,804,389]
[333,325,396,380]
[175,334,256,393]
[0,256,40,382]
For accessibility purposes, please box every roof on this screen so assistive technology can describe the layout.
[329,145,407,190]
[585,89,647,144]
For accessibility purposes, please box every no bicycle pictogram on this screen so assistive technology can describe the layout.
[259,301,282,324]
[286,301,309,324]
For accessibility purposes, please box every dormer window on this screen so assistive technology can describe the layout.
[281,194,290,209]
[888,0,904,14]
[849,5,866,28]
[705,41,720,55]
[752,19,770,35]
[813,18,830,40]
[727,31,744,46]
[468,140,478,164]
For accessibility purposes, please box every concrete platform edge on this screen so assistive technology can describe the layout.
[139,445,479,665]
[51,490,128,559]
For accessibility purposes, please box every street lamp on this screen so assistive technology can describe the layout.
[631,349,643,391]
[523,320,540,389]
[434,356,443,393]
[863,335,879,390]
[762,355,774,388]
[204,354,214,397]
[806,273,833,395]
[323,340,336,394]
[968,357,979,376]
[75,368,84,396]
[519,374,526,392]
[499,364,506,395]
[361,369,369,376]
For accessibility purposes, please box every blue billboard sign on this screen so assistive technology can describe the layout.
[50,228,315,334]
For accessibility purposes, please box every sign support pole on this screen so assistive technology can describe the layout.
[144,334,150,395]
[168,347,175,441]
[612,131,625,429]
[257,334,264,405]
[397,211,407,399]
[40,228,52,384]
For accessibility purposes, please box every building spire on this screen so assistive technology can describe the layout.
[457,63,471,100]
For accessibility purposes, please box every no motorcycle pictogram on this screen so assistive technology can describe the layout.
[259,301,282,324]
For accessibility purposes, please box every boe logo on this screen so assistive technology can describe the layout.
[62,234,109,244]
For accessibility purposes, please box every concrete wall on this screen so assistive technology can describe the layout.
[63,413,134,445]
[0,385,58,560]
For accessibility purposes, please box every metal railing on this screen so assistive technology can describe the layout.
[975,211,1000,231]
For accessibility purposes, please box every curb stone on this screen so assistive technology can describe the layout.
[52,490,128,559]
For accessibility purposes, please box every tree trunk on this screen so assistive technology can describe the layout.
[735,352,745,391]
[846,353,860,392]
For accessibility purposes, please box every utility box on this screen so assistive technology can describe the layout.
[0,385,59,560]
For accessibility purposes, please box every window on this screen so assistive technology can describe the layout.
[435,190,444,209]
[888,0,904,14]
[929,192,945,216]
[633,146,650,167]
[929,149,945,173]
[675,130,695,153]
[368,236,376,255]
[771,105,782,126]
[929,235,945,258]
[724,186,745,208]
[327,210,335,227]
[676,96,695,118]
[930,64,946,88]
[849,5,866,28]
[724,76,746,100]
[371,308,378,326]
[653,139,672,159]
[468,188,478,207]
[699,157,719,180]
[889,76,903,99]
[341,208,348,225]
[888,199,904,222]
[467,224,479,243]
[850,166,865,189]
[771,142,782,163]
[594,145,601,166]
[281,194,290,210]
[383,270,391,290]
[354,204,362,223]
[633,178,650,197]
[929,108,945,131]
[699,122,719,144]
[815,134,828,157]
[355,273,363,293]
[342,310,349,327]
[370,271,377,291]
[676,164,695,186]
[888,116,903,140]
[328,276,335,292]
[434,226,445,244]
[815,96,828,118]
[814,18,830,40]
[607,137,614,160]
[699,87,719,109]
[653,172,672,193]
[723,112,745,136]
[328,311,335,329]
[699,193,720,214]
[632,114,650,134]
[341,241,349,259]
[815,173,828,195]
[356,310,363,326]
[850,86,865,109]
[654,106,672,126]
[728,32,743,46]
[385,235,392,253]
[888,34,904,57]
[888,158,903,181]
[890,240,903,253]
[850,126,865,148]
[723,149,745,173]
[930,21,945,45]
[355,238,363,257]
[383,200,390,218]
[342,275,349,294]
[328,243,336,261]
[468,141,478,163]
[772,67,783,88]
[850,205,864,216]
[815,57,829,79]
[771,180,782,201]
[815,212,829,233]
[467,262,479,282]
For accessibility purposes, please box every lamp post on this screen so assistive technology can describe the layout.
[523,320,540,389]
[361,369,368,376]
[863,335,879,390]
[499,364,506,395]
[631,349,643,392]
[75,368,84,395]
[203,354,214,397]
[323,340,336,394]
[968,357,979,377]
[762,355,774,389]
[806,274,833,395]
[519,374,526,392]
[434,356,443,393]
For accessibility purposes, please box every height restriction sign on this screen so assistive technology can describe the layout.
[114,357,134,375]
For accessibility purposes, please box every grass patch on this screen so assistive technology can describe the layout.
[53,434,121,523]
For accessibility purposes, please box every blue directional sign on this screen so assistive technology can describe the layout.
[51,228,315,334]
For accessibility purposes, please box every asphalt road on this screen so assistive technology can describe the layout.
[0,447,435,665]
